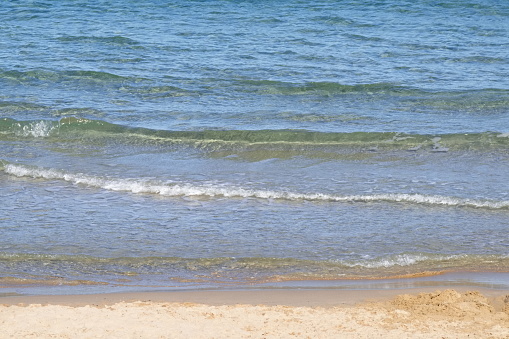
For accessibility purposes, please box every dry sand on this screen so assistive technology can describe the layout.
[1,288,509,338]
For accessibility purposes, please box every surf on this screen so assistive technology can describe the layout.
[3,162,508,210]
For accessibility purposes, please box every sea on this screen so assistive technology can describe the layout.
[1,0,509,295]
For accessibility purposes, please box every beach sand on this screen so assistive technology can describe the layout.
[1,288,508,338]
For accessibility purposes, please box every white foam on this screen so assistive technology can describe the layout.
[342,253,509,269]
[343,254,453,268]
[4,164,509,209]
[13,121,56,137]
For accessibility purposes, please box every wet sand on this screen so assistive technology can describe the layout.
[1,288,508,338]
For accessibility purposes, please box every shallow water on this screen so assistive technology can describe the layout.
[1,0,508,293]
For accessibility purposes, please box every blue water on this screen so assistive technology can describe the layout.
[1,0,508,293]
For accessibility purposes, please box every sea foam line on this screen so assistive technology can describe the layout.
[3,163,509,209]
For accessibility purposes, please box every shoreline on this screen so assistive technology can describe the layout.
[1,287,508,338]
[2,272,509,338]
[1,286,509,308]
[2,270,509,299]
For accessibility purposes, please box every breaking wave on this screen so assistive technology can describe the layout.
[3,163,508,210]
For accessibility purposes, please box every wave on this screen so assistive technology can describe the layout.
[2,66,508,103]
[1,252,507,284]
[236,80,414,95]
[57,35,140,46]
[401,88,509,115]
[1,252,505,269]
[0,69,135,84]
[2,163,508,210]
[342,253,464,269]
[241,82,509,115]
[2,118,509,151]
[2,68,414,95]
[0,101,48,113]
[119,84,198,98]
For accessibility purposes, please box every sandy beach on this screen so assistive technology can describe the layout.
[1,288,508,338]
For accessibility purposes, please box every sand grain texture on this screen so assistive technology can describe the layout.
[1,289,508,338]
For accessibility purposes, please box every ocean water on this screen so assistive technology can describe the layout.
[1,0,509,294]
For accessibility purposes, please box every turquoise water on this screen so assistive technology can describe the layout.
[1,0,508,293]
